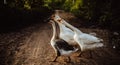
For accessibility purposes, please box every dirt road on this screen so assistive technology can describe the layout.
[0,11,120,65]
[0,24,120,65]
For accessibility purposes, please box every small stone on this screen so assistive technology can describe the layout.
[113,45,116,49]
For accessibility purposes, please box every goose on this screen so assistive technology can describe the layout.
[51,14,104,57]
[49,20,78,62]
[59,19,104,50]
[50,14,76,45]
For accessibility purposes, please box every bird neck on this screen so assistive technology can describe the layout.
[62,20,82,34]
[51,21,59,41]
[58,22,66,33]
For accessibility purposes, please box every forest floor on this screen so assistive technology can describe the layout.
[0,11,120,65]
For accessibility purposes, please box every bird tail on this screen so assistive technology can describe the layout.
[96,43,104,47]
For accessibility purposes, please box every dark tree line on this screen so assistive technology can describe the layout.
[0,0,120,30]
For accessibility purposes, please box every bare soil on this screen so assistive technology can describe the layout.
[0,12,120,65]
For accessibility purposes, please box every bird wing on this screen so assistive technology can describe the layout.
[79,33,101,44]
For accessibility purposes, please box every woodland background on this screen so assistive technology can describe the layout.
[0,0,120,30]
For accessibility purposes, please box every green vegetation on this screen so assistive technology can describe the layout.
[1,0,120,29]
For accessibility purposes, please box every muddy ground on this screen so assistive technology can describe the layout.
[0,12,120,65]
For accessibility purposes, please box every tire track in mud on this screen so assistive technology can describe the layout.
[14,25,54,65]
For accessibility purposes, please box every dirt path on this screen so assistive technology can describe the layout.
[0,11,120,65]
[5,22,118,65]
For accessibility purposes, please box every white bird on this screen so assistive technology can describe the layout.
[49,20,78,62]
[51,14,104,57]
[50,14,76,45]
[60,19,104,50]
